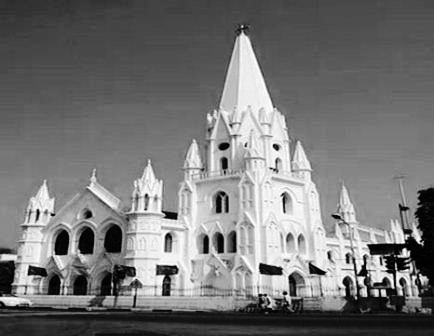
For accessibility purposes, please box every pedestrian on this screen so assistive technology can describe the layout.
[263,293,272,314]
[282,291,294,313]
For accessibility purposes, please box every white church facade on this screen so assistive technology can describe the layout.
[12,29,418,299]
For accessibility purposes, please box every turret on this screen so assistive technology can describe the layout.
[130,160,163,214]
[14,180,55,294]
[25,180,55,225]
[292,141,312,181]
[183,139,203,180]
[244,130,265,176]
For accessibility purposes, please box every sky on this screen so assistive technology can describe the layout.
[1,0,434,248]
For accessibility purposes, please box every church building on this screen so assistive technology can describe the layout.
[12,28,418,299]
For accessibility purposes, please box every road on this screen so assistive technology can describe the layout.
[0,310,433,336]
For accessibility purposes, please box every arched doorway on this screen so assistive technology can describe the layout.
[48,275,61,295]
[100,273,112,296]
[399,278,409,296]
[162,275,171,296]
[73,275,88,295]
[343,276,354,298]
[288,272,305,297]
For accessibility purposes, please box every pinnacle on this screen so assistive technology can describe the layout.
[292,141,312,171]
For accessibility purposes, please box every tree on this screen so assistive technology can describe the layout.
[411,188,434,286]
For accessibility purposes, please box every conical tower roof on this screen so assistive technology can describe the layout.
[292,141,312,171]
[336,182,357,223]
[184,139,203,169]
[219,30,273,116]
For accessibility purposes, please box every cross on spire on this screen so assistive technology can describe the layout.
[236,24,250,35]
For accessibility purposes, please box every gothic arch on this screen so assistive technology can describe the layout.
[214,191,229,214]
[103,224,123,253]
[76,226,95,255]
[286,233,295,253]
[297,234,306,255]
[53,229,70,255]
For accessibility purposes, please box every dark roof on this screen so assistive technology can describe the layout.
[163,211,178,220]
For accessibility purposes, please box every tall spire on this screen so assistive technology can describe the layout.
[336,182,357,224]
[219,28,273,116]
[27,180,55,224]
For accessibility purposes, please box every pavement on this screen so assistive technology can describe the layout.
[0,309,433,336]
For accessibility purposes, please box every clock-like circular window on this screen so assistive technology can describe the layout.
[218,142,230,151]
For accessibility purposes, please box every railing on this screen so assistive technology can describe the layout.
[191,169,243,180]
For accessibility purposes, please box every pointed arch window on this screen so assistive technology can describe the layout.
[144,194,150,211]
[104,225,122,253]
[164,233,173,253]
[345,252,352,264]
[35,209,41,222]
[54,230,69,255]
[286,233,295,253]
[281,192,292,214]
[298,234,306,255]
[213,232,224,253]
[227,231,236,253]
[134,194,140,211]
[214,191,229,214]
[78,227,94,254]
[27,210,32,223]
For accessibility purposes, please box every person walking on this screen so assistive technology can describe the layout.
[282,291,294,313]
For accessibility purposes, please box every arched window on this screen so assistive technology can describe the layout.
[275,158,282,172]
[164,233,173,253]
[227,231,236,253]
[345,252,352,264]
[286,233,295,253]
[73,275,88,295]
[399,278,409,297]
[35,209,41,222]
[197,234,209,254]
[27,210,32,223]
[214,191,229,214]
[144,194,150,211]
[54,230,69,255]
[220,157,228,172]
[379,256,383,266]
[48,275,61,295]
[281,193,292,214]
[78,227,94,254]
[104,225,122,253]
[327,250,333,262]
[213,232,224,253]
[298,234,306,255]
[343,276,354,297]
[134,195,140,211]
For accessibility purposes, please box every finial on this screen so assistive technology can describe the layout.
[236,23,250,35]
[90,168,97,183]
[147,159,151,166]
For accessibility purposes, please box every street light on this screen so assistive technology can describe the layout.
[331,213,361,302]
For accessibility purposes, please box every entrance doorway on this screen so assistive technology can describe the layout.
[73,275,88,295]
[288,272,305,297]
[162,275,171,296]
[48,275,61,295]
[343,276,354,297]
[100,273,112,296]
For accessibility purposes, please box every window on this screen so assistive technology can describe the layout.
[164,233,173,253]
[227,231,236,253]
[220,157,228,171]
[275,158,282,172]
[327,250,333,262]
[82,209,93,219]
[345,252,352,264]
[286,233,295,253]
[298,234,306,255]
[281,192,292,214]
[35,209,40,222]
[213,232,224,253]
[215,191,229,213]
[78,228,94,254]
[273,144,281,151]
[134,195,139,211]
[197,234,209,254]
[144,194,150,211]
[54,230,69,255]
[379,256,383,266]
[218,142,230,150]
[104,225,122,253]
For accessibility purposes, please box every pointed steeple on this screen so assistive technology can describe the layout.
[244,130,262,158]
[219,29,273,117]
[336,182,357,224]
[184,139,203,169]
[27,180,55,224]
[292,141,312,171]
[131,159,163,213]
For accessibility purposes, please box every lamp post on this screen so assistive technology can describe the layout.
[332,213,360,302]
